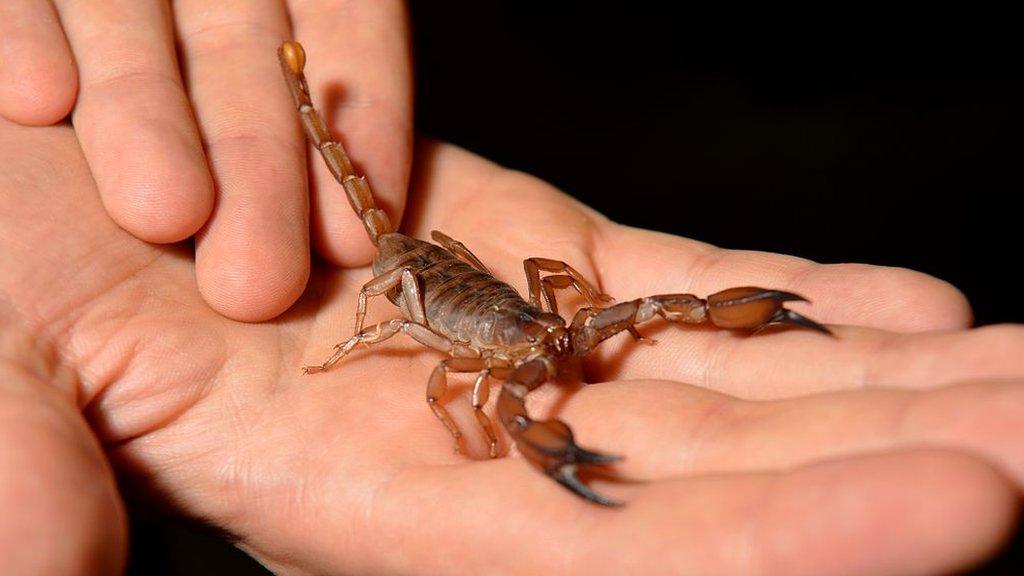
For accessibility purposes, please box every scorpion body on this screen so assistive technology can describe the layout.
[375,234,551,351]
[280,41,831,506]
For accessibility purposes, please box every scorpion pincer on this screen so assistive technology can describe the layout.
[280,41,833,507]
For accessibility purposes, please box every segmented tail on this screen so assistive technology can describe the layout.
[278,41,392,245]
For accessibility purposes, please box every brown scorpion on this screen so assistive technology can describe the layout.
[280,41,832,506]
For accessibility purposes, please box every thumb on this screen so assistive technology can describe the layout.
[0,320,126,575]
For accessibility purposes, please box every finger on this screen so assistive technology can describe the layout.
[0,118,159,328]
[288,0,413,267]
[589,319,1024,399]
[582,225,981,391]
[401,142,971,333]
[344,450,1014,576]
[540,376,1024,483]
[388,325,1024,467]
[402,140,989,398]
[55,0,214,243]
[594,223,973,333]
[175,0,310,321]
[0,0,77,125]
[0,320,126,574]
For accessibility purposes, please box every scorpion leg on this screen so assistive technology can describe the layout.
[427,357,510,454]
[530,263,648,343]
[523,258,613,311]
[303,318,474,374]
[497,358,623,507]
[351,267,424,336]
[308,266,460,373]
[539,274,573,315]
[470,366,513,458]
[431,231,492,274]
[571,287,832,355]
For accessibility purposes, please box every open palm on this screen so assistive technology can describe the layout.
[1,118,1021,575]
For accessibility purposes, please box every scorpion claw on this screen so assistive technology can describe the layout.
[760,289,809,304]
[552,464,624,507]
[706,287,832,335]
[765,308,833,335]
[568,444,623,465]
[512,418,623,506]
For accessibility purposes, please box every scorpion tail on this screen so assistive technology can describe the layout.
[278,41,392,245]
[497,359,624,507]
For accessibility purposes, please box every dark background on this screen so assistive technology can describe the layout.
[128,3,1022,574]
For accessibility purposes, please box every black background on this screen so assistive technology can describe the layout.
[127,3,1021,574]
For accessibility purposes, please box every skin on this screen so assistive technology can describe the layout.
[0,0,412,321]
[1,117,1022,575]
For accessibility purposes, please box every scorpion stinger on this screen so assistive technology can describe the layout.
[283,40,833,507]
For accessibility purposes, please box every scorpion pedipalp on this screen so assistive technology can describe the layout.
[497,359,624,506]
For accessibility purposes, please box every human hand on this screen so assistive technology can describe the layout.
[0,0,411,321]
[1,119,1021,575]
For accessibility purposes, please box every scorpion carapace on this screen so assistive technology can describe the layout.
[280,41,832,507]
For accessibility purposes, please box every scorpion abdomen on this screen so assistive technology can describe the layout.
[374,232,547,349]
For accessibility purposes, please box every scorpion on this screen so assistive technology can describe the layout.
[280,41,832,506]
